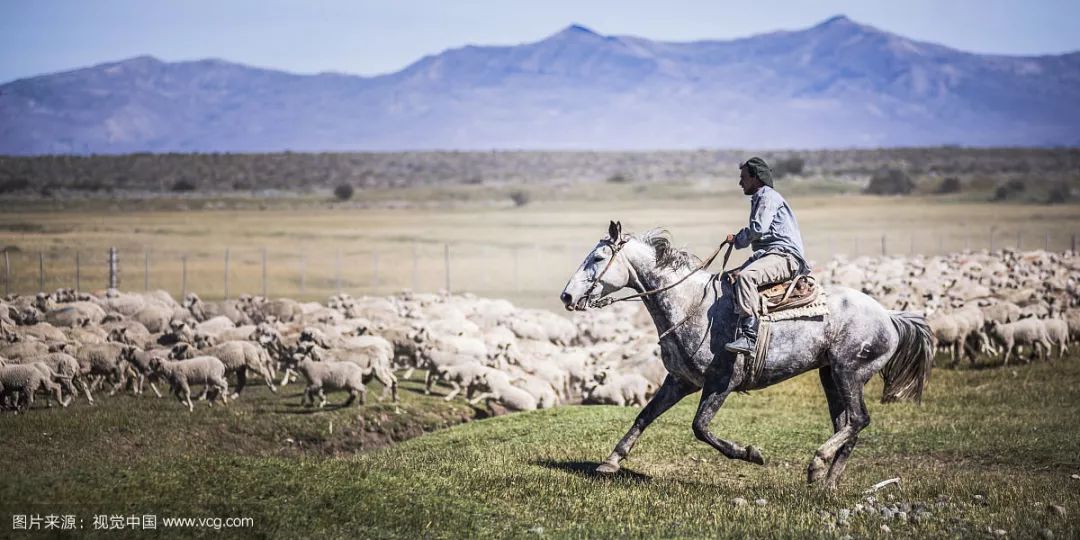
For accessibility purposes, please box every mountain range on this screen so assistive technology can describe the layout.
[2,15,1079,154]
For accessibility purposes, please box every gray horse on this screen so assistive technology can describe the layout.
[560,222,933,489]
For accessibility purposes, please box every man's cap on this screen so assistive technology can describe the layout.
[740,157,774,188]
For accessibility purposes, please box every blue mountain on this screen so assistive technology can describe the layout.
[2,15,1078,154]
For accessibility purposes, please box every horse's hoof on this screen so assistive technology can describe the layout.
[596,461,620,475]
[807,456,828,484]
[746,446,765,466]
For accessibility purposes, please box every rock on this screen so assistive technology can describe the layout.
[838,509,851,522]
[900,502,912,513]
[528,526,544,535]
[993,529,1006,537]
[754,498,768,507]
[880,524,891,533]
[1048,504,1066,517]
[866,496,877,505]
[881,508,894,521]
[898,511,908,523]
[1071,474,1079,480]
[854,503,865,513]
[731,497,748,507]
[887,493,896,501]
[1040,528,1054,539]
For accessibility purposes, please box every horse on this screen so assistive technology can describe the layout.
[559,221,933,489]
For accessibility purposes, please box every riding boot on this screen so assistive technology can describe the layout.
[724,315,759,355]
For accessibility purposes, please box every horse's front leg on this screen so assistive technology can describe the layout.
[597,375,697,474]
[692,368,765,465]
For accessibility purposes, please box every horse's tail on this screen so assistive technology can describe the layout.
[880,311,934,404]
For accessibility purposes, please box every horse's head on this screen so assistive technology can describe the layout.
[560,221,634,311]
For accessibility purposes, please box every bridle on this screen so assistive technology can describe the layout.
[583,237,734,308]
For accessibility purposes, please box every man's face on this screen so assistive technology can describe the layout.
[739,167,759,195]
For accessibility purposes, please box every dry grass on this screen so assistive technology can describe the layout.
[2,189,1078,312]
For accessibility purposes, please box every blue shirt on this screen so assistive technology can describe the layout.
[733,186,810,274]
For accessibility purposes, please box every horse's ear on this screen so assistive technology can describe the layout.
[607,220,622,242]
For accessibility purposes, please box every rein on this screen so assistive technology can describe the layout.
[588,240,735,340]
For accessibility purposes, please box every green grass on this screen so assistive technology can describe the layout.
[3,358,1079,538]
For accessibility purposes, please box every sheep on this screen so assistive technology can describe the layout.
[74,342,135,396]
[18,352,91,404]
[45,301,106,328]
[1043,315,1071,359]
[149,356,229,412]
[430,362,491,401]
[305,343,398,402]
[987,319,1052,365]
[0,339,49,360]
[170,341,276,398]
[468,369,537,413]
[284,353,367,408]
[0,362,67,411]
[510,372,561,409]
[125,348,171,398]
[582,371,655,407]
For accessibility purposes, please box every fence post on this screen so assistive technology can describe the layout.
[909,233,915,256]
[989,229,994,252]
[224,248,230,300]
[335,250,342,294]
[181,255,188,298]
[144,250,150,291]
[1073,233,1077,253]
[75,252,81,293]
[372,250,380,293]
[444,244,451,293]
[412,244,419,292]
[3,251,8,296]
[261,248,267,298]
[299,252,306,296]
[1016,231,1021,250]
[880,235,886,256]
[853,236,859,256]
[513,246,520,292]
[38,251,44,292]
[1045,231,1050,252]
[107,247,118,290]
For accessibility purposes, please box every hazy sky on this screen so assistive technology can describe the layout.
[2,0,1078,83]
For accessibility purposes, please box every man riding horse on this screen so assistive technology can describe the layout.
[724,157,810,355]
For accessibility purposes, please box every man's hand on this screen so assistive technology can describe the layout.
[725,233,736,244]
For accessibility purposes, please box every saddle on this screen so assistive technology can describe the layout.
[756,274,820,316]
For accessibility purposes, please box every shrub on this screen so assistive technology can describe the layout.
[936,177,961,194]
[0,178,30,194]
[606,173,631,184]
[509,190,530,207]
[334,184,354,201]
[992,179,1025,201]
[863,168,914,195]
[1046,183,1070,204]
[171,179,197,192]
[772,157,805,178]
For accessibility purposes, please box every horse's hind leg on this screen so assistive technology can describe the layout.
[810,366,847,485]
[597,375,696,474]
[692,372,764,465]
[808,368,870,489]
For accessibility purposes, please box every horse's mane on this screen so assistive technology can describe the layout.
[636,228,701,271]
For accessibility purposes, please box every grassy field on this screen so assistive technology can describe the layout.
[2,188,1078,313]
[2,357,1078,538]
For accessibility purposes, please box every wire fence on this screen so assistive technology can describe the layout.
[3,229,1077,302]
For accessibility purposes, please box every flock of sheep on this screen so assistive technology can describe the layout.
[0,285,659,414]
[1,247,1076,415]
[821,248,1079,366]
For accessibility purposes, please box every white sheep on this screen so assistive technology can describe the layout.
[149,356,229,412]
[987,319,1052,365]
[583,371,655,407]
[18,352,90,404]
[171,341,276,398]
[0,362,67,411]
[287,354,367,408]
[1043,316,1071,359]
[469,370,538,413]
[431,362,491,401]
[75,343,134,396]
